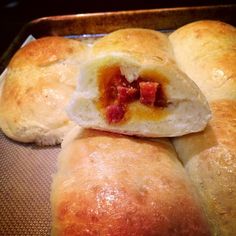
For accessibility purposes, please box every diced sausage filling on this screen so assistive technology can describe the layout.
[139,82,159,106]
[106,104,125,124]
[104,72,167,124]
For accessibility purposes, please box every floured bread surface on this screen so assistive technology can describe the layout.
[67,28,211,137]
[0,36,88,145]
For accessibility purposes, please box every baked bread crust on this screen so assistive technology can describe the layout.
[169,20,236,102]
[51,128,210,236]
[0,36,88,145]
[170,20,236,235]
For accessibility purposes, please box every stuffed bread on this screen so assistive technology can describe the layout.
[67,28,211,137]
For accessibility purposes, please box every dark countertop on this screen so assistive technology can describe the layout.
[0,0,235,59]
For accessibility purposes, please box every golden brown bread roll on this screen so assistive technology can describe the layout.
[51,127,211,236]
[67,28,211,138]
[0,36,87,145]
[169,20,236,102]
[169,20,236,235]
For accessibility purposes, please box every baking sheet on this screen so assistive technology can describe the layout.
[0,5,236,235]
[0,132,59,236]
[1,4,236,73]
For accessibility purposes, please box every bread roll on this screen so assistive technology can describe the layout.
[169,20,236,235]
[51,127,210,235]
[169,20,236,102]
[67,28,211,137]
[0,37,87,145]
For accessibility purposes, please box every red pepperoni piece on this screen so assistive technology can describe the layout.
[139,82,159,106]
[117,86,138,104]
[106,104,125,123]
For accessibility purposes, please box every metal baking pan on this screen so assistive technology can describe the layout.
[0,4,235,236]
[1,4,236,73]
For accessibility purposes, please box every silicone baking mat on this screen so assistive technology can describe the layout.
[0,131,59,235]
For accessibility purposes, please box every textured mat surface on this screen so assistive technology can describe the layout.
[0,131,60,236]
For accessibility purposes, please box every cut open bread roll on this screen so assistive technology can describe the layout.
[67,28,211,137]
[0,36,87,145]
